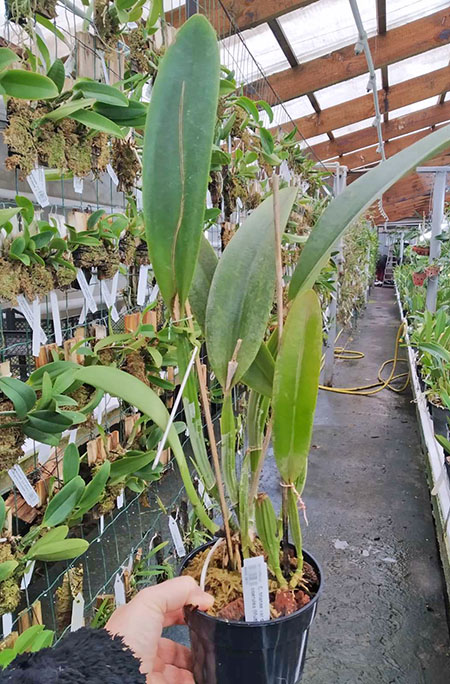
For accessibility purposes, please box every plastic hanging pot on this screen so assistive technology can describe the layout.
[179,541,323,684]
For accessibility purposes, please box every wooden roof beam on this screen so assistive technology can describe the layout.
[164,0,319,38]
[276,66,450,140]
[249,8,450,105]
[307,101,450,160]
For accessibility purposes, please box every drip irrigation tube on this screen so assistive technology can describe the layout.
[320,323,410,396]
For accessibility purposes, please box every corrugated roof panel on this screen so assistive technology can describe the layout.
[315,72,382,109]
[388,45,450,86]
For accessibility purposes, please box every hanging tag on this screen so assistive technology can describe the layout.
[76,269,97,314]
[20,560,36,589]
[70,592,85,632]
[168,516,186,558]
[49,213,67,238]
[2,613,12,637]
[73,176,83,194]
[27,167,49,208]
[38,442,52,465]
[32,297,41,357]
[197,479,213,510]
[16,296,47,344]
[49,290,63,346]
[116,489,124,509]
[114,573,127,607]
[68,429,78,444]
[64,51,75,75]
[137,264,149,306]
[242,556,270,622]
[100,279,119,322]
[98,51,110,85]
[142,82,152,102]
[8,465,39,508]
[127,21,138,28]
[136,189,143,211]
[98,515,105,537]
[149,283,159,303]
[206,189,213,209]
[106,164,119,187]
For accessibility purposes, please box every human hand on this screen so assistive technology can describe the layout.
[106,576,214,683]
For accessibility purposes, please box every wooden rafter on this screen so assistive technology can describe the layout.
[307,101,450,160]
[276,67,450,140]
[165,0,318,38]
[376,0,389,123]
[249,9,450,105]
[338,125,448,171]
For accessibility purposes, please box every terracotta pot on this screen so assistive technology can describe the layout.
[425,265,440,278]
[412,246,430,256]
[412,272,426,286]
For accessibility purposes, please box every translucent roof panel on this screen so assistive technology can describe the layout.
[332,117,374,138]
[315,72,382,109]
[388,97,442,121]
[263,96,315,128]
[388,45,450,86]
[221,26,290,85]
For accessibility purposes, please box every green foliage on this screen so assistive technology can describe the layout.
[0,625,54,670]
[0,69,59,99]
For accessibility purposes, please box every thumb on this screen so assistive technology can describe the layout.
[140,576,214,616]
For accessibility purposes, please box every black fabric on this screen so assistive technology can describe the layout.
[0,627,146,683]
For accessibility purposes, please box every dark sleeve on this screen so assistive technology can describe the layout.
[0,627,146,684]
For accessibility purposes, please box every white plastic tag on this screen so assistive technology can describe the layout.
[16,295,47,344]
[98,515,105,537]
[241,556,270,622]
[49,290,62,346]
[50,213,67,238]
[197,479,214,510]
[37,442,52,465]
[27,167,49,208]
[73,176,83,194]
[116,489,124,509]
[70,592,85,632]
[168,516,186,558]
[76,269,97,314]
[206,190,213,209]
[32,297,41,357]
[114,573,126,606]
[8,465,39,508]
[137,264,149,306]
[2,613,12,637]
[100,278,119,322]
[20,560,36,589]
[68,429,78,444]
[106,164,119,187]
[98,51,110,85]
[136,189,143,211]
[149,283,159,303]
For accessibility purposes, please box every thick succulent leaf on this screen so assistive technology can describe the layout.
[63,443,80,484]
[272,290,322,484]
[0,69,59,99]
[74,460,110,515]
[28,538,89,562]
[289,123,450,299]
[206,186,297,389]
[0,560,18,582]
[42,476,85,527]
[142,15,220,314]
[0,377,36,418]
[69,109,125,138]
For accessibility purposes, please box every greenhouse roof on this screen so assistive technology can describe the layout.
[166,0,450,224]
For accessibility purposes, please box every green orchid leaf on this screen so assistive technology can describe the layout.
[0,69,58,99]
[28,538,89,562]
[0,497,5,532]
[289,123,450,299]
[42,476,85,527]
[14,625,45,655]
[73,80,128,107]
[0,47,19,72]
[44,98,96,121]
[0,207,21,227]
[63,443,80,484]
[93,100,147,127]
[69,109,125,138]
[109,451,155,484]
[272,290,322,485]
[0,560,18,582]
[0,377,36,418]
[74,460,110,516]
[47,59,65,93]
[205,186,297,389]
[143,15,220,315]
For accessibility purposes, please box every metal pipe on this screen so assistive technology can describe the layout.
[425,169,447,313]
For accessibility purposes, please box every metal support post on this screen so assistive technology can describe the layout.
[323,165,347,387]
[417,166,449,313]
[399,232,405,264]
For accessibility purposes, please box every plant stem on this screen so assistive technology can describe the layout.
[248,420,272,506]
[185,301,234,563]
[282,483,290,577]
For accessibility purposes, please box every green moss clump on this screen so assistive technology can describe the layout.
[119,230,137,266]
[0,399,24,472]
[98,247,120,280]
[52,262,76,290]
[73,244,109,270]
[0,257,22,306]
[95,0,121,49]
[19,263,54,302]
[0,543,21,614]
[112,139,141,195]
[122,351,149,385]
[223,173,248,220]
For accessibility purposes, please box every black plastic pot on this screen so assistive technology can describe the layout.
[179,541,322,684]
[431,403,450,438]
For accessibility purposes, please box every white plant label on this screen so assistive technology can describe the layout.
[168,516,186,558]
[20,560,36,589]
[68,429,78,444]
[8,465,40,508]
[73,176,83,194]
[100,279,119,322]
[70,592,85,632]
[16,295,46,344]
[197,479,213,510]
[37,442,52,465]
[32,297,41,357]
[114,573,127,607]
[77,269,97,314]
[27,167,49,208]
[2,613,12,637]
[116,489,124,509]
[137,264,149,306]
[106,163,119,187]
[206,189,213,209]
[49,213,66,238]
[149,283,159,303]
[241,556,270,622]
[49,290,63,346]
[136,189,143,211]
[98,51,110,85]
[99,515,105,537]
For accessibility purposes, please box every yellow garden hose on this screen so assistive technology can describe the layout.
[319,323,410,396]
